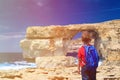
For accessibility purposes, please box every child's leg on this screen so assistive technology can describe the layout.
[89,67,97,80]
[81,66,90,80]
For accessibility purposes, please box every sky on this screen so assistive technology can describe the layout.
[0,0,120,52]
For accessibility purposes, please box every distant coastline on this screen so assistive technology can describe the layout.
[0,53,23,63]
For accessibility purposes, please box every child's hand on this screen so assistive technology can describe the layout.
[82,61,86,65]
[78,68,81,74]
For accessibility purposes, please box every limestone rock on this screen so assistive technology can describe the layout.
[0,66,120,80]
[0,70,22,79]
[26,26,77,39]
[20,38,69,59]
[35,56,76,69]
[20,20,120,65]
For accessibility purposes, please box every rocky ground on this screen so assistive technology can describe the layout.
[0,65,120,80]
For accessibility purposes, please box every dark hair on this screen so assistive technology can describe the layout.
[81,31,91,44]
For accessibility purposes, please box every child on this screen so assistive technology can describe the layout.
[78,31,99,80]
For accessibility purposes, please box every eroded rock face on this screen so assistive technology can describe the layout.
[36,56,76,69]
[20,38,70,59]
[20,20,120,65]
[26,26,77,39]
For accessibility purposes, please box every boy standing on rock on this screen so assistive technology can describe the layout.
[78,31,99,80]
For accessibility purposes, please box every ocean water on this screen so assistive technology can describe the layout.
[0,61,36,70]
[0,53,36,70]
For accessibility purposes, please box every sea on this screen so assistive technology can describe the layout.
[0,53,102,70]
[0,53,36,70]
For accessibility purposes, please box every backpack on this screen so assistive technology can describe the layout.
[83,45,99,68]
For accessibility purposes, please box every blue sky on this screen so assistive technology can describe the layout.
[0,0,120,52]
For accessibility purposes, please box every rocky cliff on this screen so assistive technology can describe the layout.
[20,20,120,65]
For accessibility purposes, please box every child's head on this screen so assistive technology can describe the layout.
[81,30,92,44]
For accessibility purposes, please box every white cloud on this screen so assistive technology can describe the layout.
[0,32,25,52]
[0,32,25,40]
[34,0,49,7]
[37,2,44,7]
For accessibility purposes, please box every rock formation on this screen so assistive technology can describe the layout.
[20,20,120,65]
[36,56,76,69]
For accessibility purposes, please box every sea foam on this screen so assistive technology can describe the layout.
[0,61,36,70]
